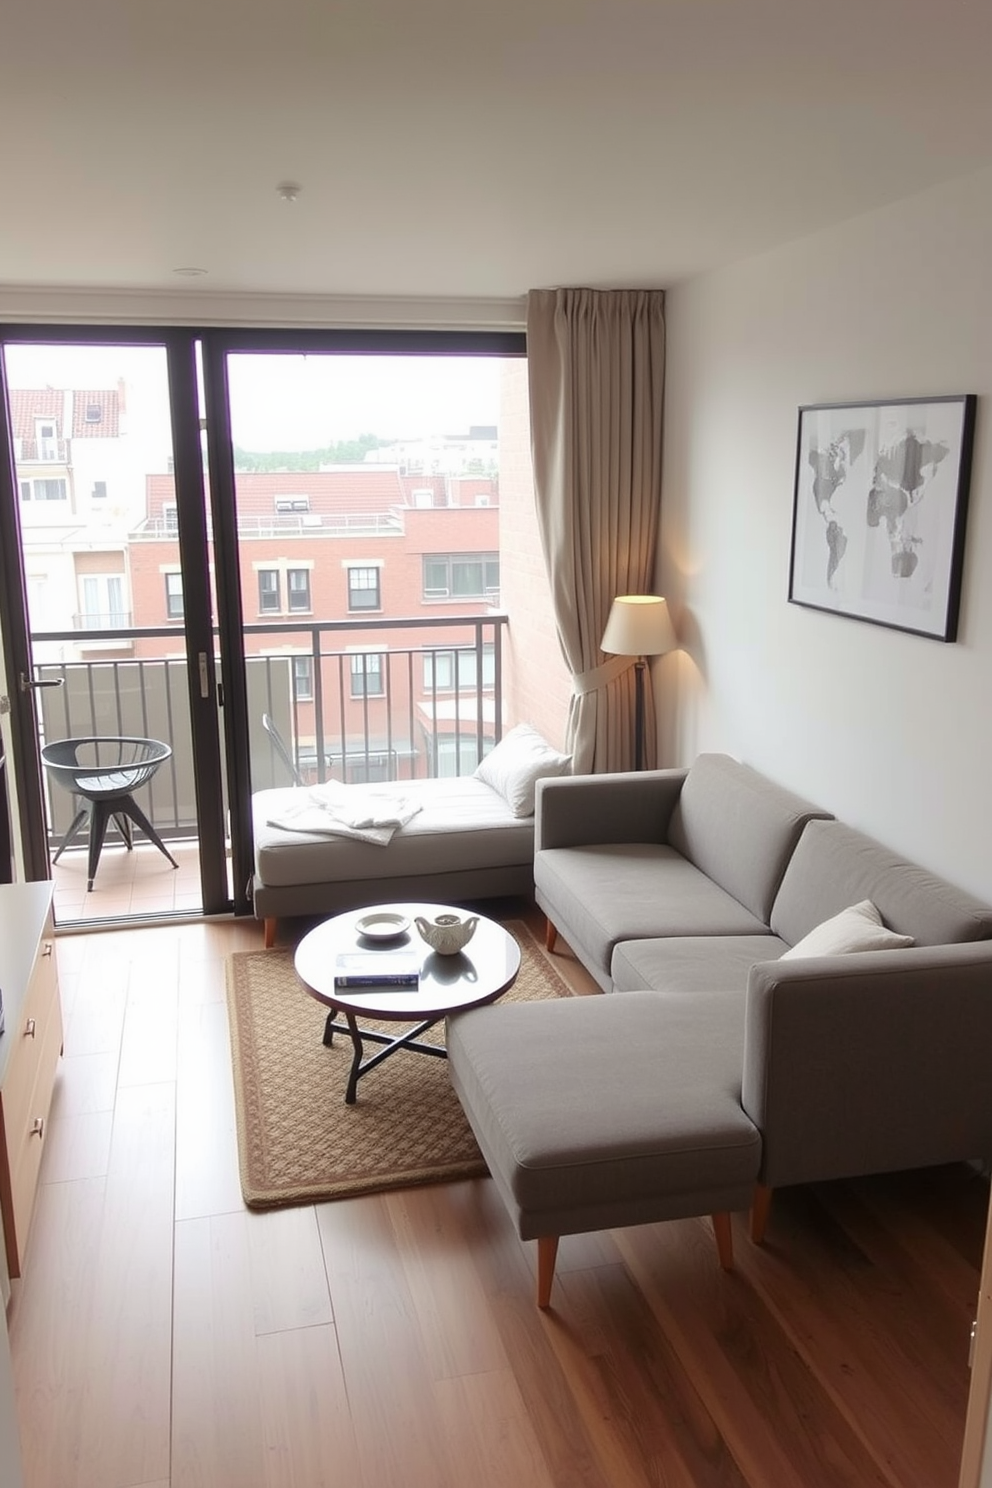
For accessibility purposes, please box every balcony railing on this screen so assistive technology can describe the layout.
[30,612,508,845]
[72,611,134,629]
[130,511,405,541]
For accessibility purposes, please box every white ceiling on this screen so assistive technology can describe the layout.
[3,0,992,312]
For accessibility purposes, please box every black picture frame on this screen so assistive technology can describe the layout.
[788,394,976,641]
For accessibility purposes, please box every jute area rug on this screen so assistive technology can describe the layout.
[225,919,572,1209]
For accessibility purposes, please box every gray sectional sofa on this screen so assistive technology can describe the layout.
[447,752,992,1306]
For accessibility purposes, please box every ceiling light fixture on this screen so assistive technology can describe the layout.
[172,266,207,277]
[276,181,302,203]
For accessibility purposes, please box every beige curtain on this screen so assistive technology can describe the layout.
[527,288,665,774]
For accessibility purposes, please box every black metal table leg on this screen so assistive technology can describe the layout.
[340,1011,447,1104]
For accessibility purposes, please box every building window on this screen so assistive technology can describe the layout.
[287,568,311,612]
[20,477,67,502]
[84,403,103,424]
[350,653,385,698]
[347,566,380,611]
[423,645,495,691]
[293,657,313,701]
[258,570,281,614]
[79,574,127,630]
[422,553,499,600]
[164,572,184,620]
[431,735,489,777]
[91,480,108,500]
[35,420,58,461]
[162,502,178,533]
[346,757,392,784]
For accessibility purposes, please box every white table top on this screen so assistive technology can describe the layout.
[293,902,521,1020]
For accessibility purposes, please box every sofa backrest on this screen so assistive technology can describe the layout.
[667,754,832,924]
[770,818,992,947]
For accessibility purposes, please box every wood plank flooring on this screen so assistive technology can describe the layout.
[6,900,988,1488]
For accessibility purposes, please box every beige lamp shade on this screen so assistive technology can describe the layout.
[601,595,676,658]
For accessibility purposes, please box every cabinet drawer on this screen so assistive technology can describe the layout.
[1,937,58,1152]
[3,995,63,1275]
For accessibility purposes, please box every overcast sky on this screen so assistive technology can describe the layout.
[227,353,502,449]
[4,343,505,452]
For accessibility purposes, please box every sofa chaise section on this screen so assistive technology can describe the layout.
[447,988,762,1307]
[252,775,535,945]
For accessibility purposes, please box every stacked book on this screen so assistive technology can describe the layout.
[334,952,420,992]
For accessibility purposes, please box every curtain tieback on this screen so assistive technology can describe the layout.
[572,655,632,697]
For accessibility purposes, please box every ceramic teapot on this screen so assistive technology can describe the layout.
[414,912,479,955]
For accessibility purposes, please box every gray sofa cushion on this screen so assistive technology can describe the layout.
[667,754,831,924]
[770,819,992,948]
[447,990,761,1240]
[611,933,786,995]
[536,842,770,987]
[253,776,533,889]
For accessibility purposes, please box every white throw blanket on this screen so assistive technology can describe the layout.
[266,783,423,846]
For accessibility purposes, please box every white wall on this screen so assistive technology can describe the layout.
[659,165,992,901]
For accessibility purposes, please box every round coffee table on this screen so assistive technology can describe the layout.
[294,903,521,1103]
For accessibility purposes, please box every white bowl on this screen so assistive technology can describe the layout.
[355,911,411,941]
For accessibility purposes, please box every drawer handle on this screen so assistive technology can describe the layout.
[42,941,53,958]
[30,1118,45,1140]
[25,1018,36,1038]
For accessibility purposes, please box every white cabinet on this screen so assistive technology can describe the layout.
[0,882,62,1278]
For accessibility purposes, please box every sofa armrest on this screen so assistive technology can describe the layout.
[741,941,992,1189]
[534,768,688,851]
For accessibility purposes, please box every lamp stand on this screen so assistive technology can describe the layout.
[634,657,646,772]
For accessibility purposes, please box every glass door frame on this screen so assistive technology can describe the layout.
[199,326,526,915]
[0,324,230,914]
[0,321,526,919]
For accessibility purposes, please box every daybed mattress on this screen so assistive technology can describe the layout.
[252,776,534,889]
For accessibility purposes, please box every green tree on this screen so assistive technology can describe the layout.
[233,432,389,472]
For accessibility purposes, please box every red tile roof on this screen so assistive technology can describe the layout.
[9,387,121,441]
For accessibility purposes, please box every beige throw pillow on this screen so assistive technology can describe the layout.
[474,723,571,818]
[780,899,914,960]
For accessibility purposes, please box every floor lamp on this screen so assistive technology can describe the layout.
[601,595,677,770]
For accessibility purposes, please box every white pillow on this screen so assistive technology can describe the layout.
[474,724,571,818]
[780,899,914,960]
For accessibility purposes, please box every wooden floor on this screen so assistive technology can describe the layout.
[7,898,988,1488]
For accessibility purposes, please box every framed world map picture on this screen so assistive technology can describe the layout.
[788,394,977,641]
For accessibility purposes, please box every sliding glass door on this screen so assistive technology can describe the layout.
[0,330,229,925]
[0,324,527,927]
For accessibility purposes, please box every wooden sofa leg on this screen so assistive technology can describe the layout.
[537,1235,559,1308]
[264,917,277,949]
[545,918,558,953]
[712,1212,734,1270]
[750,1183,773,1244]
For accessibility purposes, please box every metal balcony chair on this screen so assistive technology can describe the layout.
[261,713,305,786]
[41,736,179,891]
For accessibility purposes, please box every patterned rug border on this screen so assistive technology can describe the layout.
[225,917,571,1208]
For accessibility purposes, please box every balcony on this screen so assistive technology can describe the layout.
[72,610,134,629]
[131,511,406,541]
[34,612,508,923]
